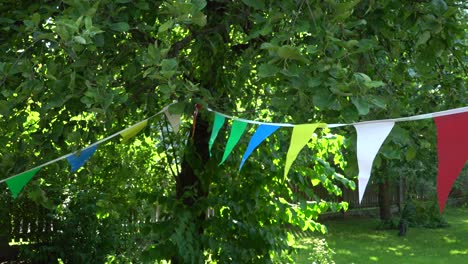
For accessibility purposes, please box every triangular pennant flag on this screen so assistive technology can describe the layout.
[239,124,280,170]
[209,113,225,156]
[435,111,468,213]
[354,121,394,203]
[66,144,98,173]
[284,124,326,178]
[120,119,148,142]
[219,120,248,164]
[164,109,181,133]
[6,167,41,199]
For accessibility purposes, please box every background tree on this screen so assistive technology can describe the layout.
[0,0,466,262]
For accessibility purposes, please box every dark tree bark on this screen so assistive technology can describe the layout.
[176,114,210,203]
[172,113,210,264]
[378,178,392,220]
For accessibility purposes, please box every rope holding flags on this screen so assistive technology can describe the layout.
[206,105,468,213]
[1,102,467,213]
[0,104,173,199]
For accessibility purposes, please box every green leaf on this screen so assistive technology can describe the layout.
[158,20,174,33]
[161,58,177,71]
[311,178,320,187]
[168,102,186,114]
[369,95,387,109]
[0,100,9,116]
[193,0,207,11]
[241,0,264,9]
[73,36,87,44]
[308,77,321,88]
[277,45,309,63]
[85,16,92,30]
[313,93,335,110]
[258,64,279,78]
[380,145,400,160]
[353,72,372,83]
[110,22,130,32]
[406,147,417,161]
[364,80,385,88]
[416,31,431,47]
[351,97,370,115]
[31,13,41,26]
[192,12,207,27]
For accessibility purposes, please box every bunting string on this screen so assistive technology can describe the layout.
[206,105,468,212]
[2,102,467,213]
[0,104,174,185]
[207,106,468,128]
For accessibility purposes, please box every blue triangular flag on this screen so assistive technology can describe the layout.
[66,145,98,173]
[239,124,280,170]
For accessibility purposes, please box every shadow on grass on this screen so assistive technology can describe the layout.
[294,207,468,264]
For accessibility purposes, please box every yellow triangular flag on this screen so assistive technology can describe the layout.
[164,109,181,133]
[120,119,148,142]
[284,123,326,178]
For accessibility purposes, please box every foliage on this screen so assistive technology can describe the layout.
[0,0,466,262]
[403,199,449,228]
[294,236,335,264]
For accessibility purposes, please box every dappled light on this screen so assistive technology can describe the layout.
[294,207,468,263]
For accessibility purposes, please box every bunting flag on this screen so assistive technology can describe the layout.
[434,111,468,213]
[164,109,181,133]
[209,113,225,156]
[220,120,248,164]
[66,145,98,173]
[2,103,468,210]
[239,124,280,170]
[0,104,175,199]
[6,167,41,199]
[354,121,395,203]
[120,119,148,142]
[284,124,326,178]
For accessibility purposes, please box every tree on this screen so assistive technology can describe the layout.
[0,0,466,262]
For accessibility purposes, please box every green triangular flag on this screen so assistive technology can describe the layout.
[120,119,148,142]
[209,113,225,156]
[6,167,41,199]
[284,123,326,178]
[219,120,248,164]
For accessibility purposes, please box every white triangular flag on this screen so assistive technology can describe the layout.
[164,110,181,133]
[354,121,394,203]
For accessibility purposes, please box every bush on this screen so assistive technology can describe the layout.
[403,199,448,228]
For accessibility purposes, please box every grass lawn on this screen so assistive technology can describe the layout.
[294,206,468,264]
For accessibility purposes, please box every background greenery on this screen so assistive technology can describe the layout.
[294,206,468,264]
[0,0,466,262]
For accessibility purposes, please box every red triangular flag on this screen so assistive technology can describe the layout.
[435,111,468,213]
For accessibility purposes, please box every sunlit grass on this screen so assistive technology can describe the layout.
[294,207,468,264]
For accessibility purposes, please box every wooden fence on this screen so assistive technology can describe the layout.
[0,181,402,262]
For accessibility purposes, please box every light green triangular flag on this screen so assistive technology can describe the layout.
[209,113,225,156]
[120,119,148,142]
[6,167,41,199]
[219,120,248,164]
[284,123,326,178]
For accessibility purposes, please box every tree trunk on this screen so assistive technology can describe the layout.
[378,178,392,220]
[172,113,210,263]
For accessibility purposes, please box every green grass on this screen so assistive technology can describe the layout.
[294,207,468,264]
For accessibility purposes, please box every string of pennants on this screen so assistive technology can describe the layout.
[207,106,468,213]
[1,103,467,213]
[0,104,179,198]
